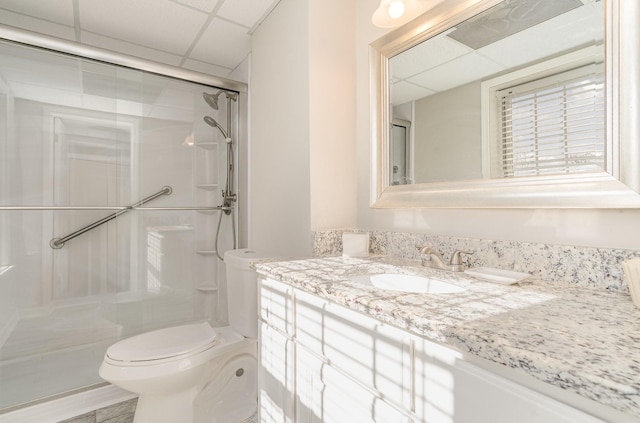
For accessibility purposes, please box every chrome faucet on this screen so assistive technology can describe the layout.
[417,245,474,272]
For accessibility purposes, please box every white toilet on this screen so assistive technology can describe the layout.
[99,249,269,423]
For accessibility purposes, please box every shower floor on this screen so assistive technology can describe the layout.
[0,295,200,411]
[0,305,121,410]
[0,305,121,360]
[0,339,114,410]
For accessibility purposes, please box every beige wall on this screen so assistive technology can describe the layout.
[249,0,312,256]
[309,0,357,230]
[249,0,357,256]
[413,81,483,183]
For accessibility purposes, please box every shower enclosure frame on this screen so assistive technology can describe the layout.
[0,23,249,247]
[0,23,249,415]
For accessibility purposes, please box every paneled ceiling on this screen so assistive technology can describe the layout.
[390,0,603,105]
[0,0,281,82]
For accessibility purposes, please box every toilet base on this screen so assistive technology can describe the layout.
[194,353,258,423]
[130,351,257,423]
[133,387,199,423]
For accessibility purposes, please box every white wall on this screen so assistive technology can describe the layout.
[249,0,312,256]
[249,0,357,256]
[356,0,640,250]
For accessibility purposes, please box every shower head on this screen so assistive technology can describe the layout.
[203,115,229,139]
[202,91,221,110]
[203,90,239,110]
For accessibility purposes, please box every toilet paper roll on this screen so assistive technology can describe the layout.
[342,232,370,258]
[622,257,640,308]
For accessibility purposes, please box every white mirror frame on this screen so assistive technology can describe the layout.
[370,0,640,208]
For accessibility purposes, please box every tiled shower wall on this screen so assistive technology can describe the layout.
[314,229,640,293]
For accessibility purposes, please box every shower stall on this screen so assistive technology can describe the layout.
[0,29,245,412]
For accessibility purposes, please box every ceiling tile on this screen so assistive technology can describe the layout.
[391,81,434,106]
[0,10,76,40]
[390,33,472,80]
[182,58,232,79]
[408,52,505,93]
[217,0,278,29]
[1,0,280,78]
[0,0,75,25]
[81,31,183,66]
[79,0,208,55]
[190,18,251,69]
[172,0,221,13]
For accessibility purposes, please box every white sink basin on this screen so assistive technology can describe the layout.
[350,273,465,294]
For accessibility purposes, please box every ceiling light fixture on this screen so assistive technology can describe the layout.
[372,0,426,28]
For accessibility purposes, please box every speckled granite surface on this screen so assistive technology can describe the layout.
[314,230,640,292]
[253,255,640,419]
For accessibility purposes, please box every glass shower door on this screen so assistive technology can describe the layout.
[0,38,238,410]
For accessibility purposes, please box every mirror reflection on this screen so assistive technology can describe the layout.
[389,0,604,186]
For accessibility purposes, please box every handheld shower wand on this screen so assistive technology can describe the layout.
[203,115,234,205]
[203,116,229,140]
[202,91,238,260]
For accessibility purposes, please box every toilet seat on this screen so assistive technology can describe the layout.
[106,322,218,363]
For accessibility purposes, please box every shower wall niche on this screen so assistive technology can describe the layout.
[0,39,239,410]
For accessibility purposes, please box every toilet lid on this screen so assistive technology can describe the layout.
[106,322,218,362]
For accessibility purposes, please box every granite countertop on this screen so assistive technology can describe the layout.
[253,255,640,420]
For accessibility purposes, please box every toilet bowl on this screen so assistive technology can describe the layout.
[99,249,270,423]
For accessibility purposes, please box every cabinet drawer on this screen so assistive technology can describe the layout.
[297,296,412,410]
[259,322,294,423]
[295,290,327,353]
[296,345,412,423]
[322,363,411,423]
[259,278,294,336]
[323,302,412,409]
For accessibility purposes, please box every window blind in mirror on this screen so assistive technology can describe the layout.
[496,64,605,178]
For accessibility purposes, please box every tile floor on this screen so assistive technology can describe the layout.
[58,398,137,423]
[57,398,258,423]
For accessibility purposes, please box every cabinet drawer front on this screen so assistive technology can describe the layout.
[308,299,412,410]
[322,362,411,423]
[259,323,294,423]
[296,344,325,423]
[295,290,327,353]
[260,278,294,336]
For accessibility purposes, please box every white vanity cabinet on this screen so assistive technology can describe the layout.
[294,289,412,423]
[258,277,606,423]
[412,338,604,423]
[295,344,408,422]
[259,278,295,423]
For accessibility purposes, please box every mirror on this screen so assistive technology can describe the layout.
[371,0,640,208]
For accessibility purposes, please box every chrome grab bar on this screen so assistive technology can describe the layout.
[49,185,173,249]
[0,206,231,211]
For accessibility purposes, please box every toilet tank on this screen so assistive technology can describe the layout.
[224,249,271,338]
